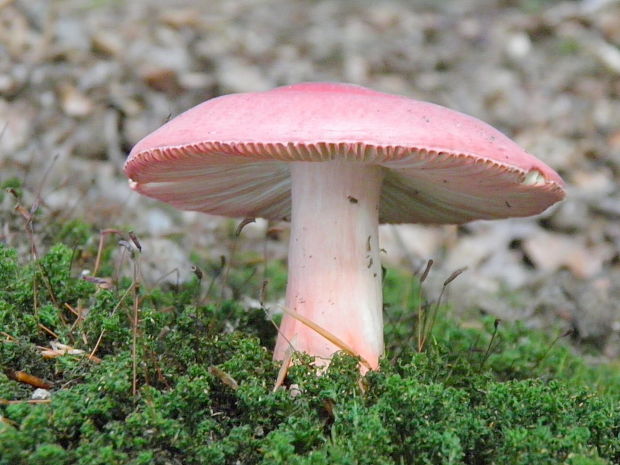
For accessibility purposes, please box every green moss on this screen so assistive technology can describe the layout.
[53,219,94,248]
[1,236,620,464]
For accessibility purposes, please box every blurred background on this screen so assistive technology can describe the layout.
[1,0,619,355]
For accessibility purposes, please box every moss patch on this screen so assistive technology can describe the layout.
[1,236,620,464]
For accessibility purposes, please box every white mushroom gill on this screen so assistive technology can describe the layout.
[522,169,546,186]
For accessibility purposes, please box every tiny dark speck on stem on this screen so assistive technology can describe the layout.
[348,195,358,204]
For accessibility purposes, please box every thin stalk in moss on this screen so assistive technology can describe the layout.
[220,217,255,301]
[419,266,467,352]
[93,228,123,277]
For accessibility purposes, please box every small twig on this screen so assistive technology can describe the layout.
[130,238,142,397]
[93,229,122,277]
[4,369,52,389]
[64,302,79,317]
[37,323,59,339]
[0,399,51,405]
[1,331,17,342]
[65,302,87,334]
[132,281,140,396]
[273,345,294,392]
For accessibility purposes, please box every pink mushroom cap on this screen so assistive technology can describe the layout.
[124,82,565,224]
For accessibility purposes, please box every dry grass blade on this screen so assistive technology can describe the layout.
[208,366,239,390]
[273,343,294,392]
[40,341,102,363]
[279,305,372,371]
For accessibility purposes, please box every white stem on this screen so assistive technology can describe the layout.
[273,160,385,370]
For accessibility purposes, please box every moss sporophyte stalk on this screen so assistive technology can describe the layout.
[1,224,620,464]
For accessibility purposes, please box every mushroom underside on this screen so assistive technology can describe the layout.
[129,154,563,224]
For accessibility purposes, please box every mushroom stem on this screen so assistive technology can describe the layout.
[274,159,385,370]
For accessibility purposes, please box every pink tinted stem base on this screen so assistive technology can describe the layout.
[273,160,385,370]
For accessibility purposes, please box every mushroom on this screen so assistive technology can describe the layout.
[124,82,565,371]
